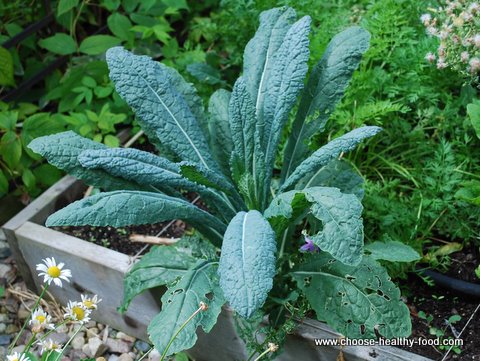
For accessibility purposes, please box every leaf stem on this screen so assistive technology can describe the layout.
[253,343,278,361]
[279,229,289,258]
[159,302,207,361]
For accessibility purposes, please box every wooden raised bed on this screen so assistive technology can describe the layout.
[2,176,432,361]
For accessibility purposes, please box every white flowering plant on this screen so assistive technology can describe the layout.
[6,257,103,361]
[422,0,480,79]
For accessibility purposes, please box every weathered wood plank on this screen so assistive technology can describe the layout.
[2,176,84,289]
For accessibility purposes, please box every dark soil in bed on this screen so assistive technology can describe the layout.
[442,243,480,284]
[398,274,480,360]
[52,219,188,255]
[396,243,480,360]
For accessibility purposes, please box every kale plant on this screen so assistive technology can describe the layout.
[29,7,411,356]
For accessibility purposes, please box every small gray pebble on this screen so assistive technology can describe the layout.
[134,340,151,353]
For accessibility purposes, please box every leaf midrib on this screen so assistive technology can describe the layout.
[139,77,210,170]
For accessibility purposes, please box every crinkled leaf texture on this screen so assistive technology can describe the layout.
[265,187,363,266]
[282,26,371,181]
[45,190,225,246]
[106,47,219,171]
[78,148,240,221]
[218,210,276,318]
[295,159,364,200]
[120,245,198,313]
[148,259,224,356]
[28,131,140,190]
[243,6,296,120]
[208,89,232,175]
[228,77,266,209]
[78,147,191,194]
[292,253,412,339]
[228,77,259,179]
[262,15,311,183]
[120,235,224,357]
[282,126,382,191]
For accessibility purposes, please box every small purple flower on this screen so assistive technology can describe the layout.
[299,236,319,253]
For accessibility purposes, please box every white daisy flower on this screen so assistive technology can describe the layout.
[7,352,30,361]
[29,308,54,332]
[64,301,91,324]
[81,294,102,310]
[37,339,63,354]
[36,257,72,287]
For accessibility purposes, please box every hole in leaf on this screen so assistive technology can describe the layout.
[377,289,384,297]
[345,275,356,282]
[304,276,312,287]
[328,259,336,264]
[337,291,346,297]
[172,289,183,296]
[347,319,353,324]
[343,302,349,306]
[383,294,391,301]
[374,324,384,338]
[205,292,213,300]
[360,324,366,335]
[364,288,376,295]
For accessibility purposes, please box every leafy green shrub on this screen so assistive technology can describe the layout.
[0,102,64,198]
[29,7,413,356]
[0,0,221,200]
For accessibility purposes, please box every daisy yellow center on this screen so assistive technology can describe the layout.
[72,306,85,320]
[47,266,61,278]
[36,315,46,323]
[83,300,93,309]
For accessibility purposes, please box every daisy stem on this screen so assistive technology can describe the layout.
[39,320,68,341]
[9,284,49,352]
[23,332,38,354]
[136,347,153,361]
[59,324,83,356]
[159,305,204,361]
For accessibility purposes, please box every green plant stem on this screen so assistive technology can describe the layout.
[252,348,272,361]
[22,332,38,354]
[9,284,49,352]
[60,324,83,355]
[39,320,68,341]
[71,0,88,41]
[159,305,204,361]
[278,229,289,259]
[137,347,153,361]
